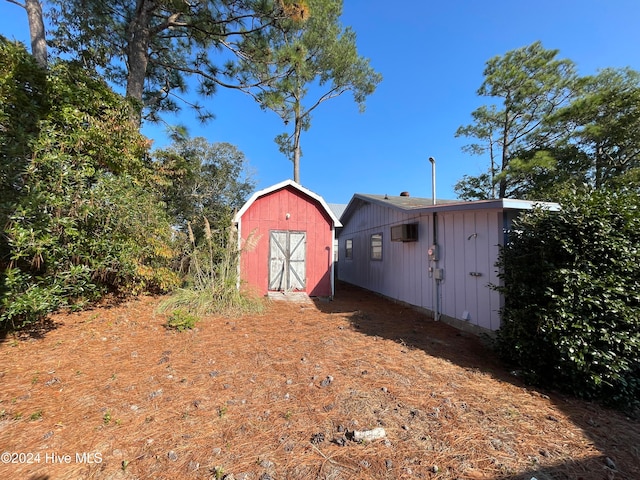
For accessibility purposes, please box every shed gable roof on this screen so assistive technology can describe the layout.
[233,179,342,227]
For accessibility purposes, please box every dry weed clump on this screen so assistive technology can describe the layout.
[1,283,639,480]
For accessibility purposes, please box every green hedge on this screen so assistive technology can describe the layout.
[495,187,640,410]
[1,38,179,330]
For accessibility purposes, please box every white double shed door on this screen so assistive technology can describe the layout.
[268,230,306,292]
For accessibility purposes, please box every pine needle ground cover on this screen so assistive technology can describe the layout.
[1,283,638,479]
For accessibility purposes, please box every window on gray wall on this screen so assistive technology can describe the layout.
[345,239,353,259]
[370,233,382,260]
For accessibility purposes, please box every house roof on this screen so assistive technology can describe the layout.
[355,194,458,210]
[340,193,560,224]
[327,203,348,220]
[233,179,342,227]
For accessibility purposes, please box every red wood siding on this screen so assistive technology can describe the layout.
[239,186,334,296]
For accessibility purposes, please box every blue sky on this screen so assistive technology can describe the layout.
[2,1,640,204]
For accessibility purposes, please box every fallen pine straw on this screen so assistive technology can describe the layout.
[1,282,638,479]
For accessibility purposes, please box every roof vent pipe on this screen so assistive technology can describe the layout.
[429,157,436,205]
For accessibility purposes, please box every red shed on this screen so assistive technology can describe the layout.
[233,180,342,297]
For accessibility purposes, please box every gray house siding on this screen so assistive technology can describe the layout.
[437,209,503,331]
[337,195,560,332]
[338,202,435,312]
[338,200,510,332]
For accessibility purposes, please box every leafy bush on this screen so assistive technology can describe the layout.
[495,187,640,410]
[0,39,179,330]
[0,36,49,267]
[166,309,199,331]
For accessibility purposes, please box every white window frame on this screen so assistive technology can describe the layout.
[345,238,353,260]
[370,233,383,261]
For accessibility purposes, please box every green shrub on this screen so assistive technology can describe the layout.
[0,40,180,330]
[0,265,101,329]
[495,187,640,410]
[166,309,199,331]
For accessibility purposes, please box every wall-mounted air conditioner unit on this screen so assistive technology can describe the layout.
[391,223,418,242]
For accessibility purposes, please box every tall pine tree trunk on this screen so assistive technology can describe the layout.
[292,85,303,183]
[24,0,47,67]
[125,0,156,126]
[293,111,302,183]
[595,145,604,188]
[499,122,509,198]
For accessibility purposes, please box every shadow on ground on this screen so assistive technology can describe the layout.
[314,281,639,480]
[0,292,129,344]
[0,317,61,343]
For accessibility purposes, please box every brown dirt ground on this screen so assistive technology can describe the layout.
[1,282,638,480]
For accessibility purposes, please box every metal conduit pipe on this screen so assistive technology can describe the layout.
[428,156,440,321]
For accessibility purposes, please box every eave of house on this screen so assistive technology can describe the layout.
[339,193,560,226]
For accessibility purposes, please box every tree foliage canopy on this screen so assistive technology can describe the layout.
[155,135,255,241]
[13,0,379,181]
[46,0,298,124]
[551,67,640,188]
[456,41,578,199]
[227,0,381,182]
[457,42,640,201]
